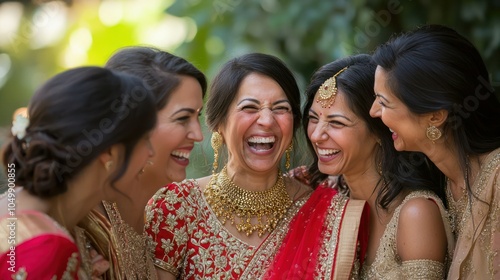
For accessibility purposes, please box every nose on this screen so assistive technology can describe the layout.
[189,119,204,142]
[309,121,327,144]
[257,107,275,127]
[369,100,381,118]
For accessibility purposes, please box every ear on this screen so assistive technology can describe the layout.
[428,109,448,127]
[98,147,113,166]
[98,144,124,168]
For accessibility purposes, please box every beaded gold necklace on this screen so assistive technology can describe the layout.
[204,166,292,237]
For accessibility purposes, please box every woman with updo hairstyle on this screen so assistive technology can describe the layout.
[0,66,157,279]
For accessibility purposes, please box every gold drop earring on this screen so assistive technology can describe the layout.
[285,141,293,170]
[211,132,223,174]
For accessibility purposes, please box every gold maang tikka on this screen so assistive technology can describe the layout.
[316,66,348,108]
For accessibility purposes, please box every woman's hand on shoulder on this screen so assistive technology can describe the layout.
[396,197,447,262]
[287,166,311,185]
[90,249,110,279]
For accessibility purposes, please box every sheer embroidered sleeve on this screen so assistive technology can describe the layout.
[144,181,197,277]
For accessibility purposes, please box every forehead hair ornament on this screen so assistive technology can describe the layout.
[316,66,348,108]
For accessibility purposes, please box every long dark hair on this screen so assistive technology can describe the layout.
[372,24,500,202]
[303,54,443,208]
[2,67,157,198]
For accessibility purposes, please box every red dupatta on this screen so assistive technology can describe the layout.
[263,184,369,280]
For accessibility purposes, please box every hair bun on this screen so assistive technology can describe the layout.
[11,132,72,198]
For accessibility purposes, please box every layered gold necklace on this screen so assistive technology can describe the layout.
[204,166,292,237]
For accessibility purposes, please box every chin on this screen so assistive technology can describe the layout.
[169,174,186,184]
[318,166,337,176]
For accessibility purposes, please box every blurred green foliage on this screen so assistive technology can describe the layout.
[167,0,500,178]
[0,0,499,182]
[168,0,500,87]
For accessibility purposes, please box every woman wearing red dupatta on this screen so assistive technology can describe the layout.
[262,183,369,280]
[302,54,452,279]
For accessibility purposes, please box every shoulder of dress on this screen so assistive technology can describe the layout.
[147,179,204,210]
[1,212,75,253]
[151,180,197,198]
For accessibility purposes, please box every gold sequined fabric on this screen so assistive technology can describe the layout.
[360,191,453,279]
[448,148,500,280]
[77,201,157,280]
[401,259,444,279]
[445,180,468,237]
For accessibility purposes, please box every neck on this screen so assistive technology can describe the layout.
[110,173,170,233]
[47,181,103,230]
[421,140,465,184]
[225,163,279,192]
[112,195,146,233]
[344,167,380,202]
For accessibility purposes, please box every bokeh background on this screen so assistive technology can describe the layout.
[0,0,499,182]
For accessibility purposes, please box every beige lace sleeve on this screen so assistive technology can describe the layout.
[401,259,444,279]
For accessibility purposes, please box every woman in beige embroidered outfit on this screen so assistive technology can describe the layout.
[0,67,157,279]
[145,53,371,279]
[304,54,455,279]
[76,47,207,279]
[370,24,500,279]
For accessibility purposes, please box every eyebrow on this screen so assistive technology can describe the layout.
[237,98,291,106]
[309,109,352,122]
[171,108,198,116]
[375,93,390,103]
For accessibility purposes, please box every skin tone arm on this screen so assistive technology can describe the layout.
[396,197,448,262]
[156,269,176,280]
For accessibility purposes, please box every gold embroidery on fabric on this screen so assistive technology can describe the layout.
[103,201,156,279]
[360,191,450,279]
[446,179,468,237]
[315,194,348,279]
[153,258,179,277]
[450,149,500,278]
[401,259,444,279]
[73,226,92,277]
[61,252,79,280]
[12,267,27,280]
[145,179,310,279]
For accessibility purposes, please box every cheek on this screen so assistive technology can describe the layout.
[277,115,294,132]
[307,122,316,138]
[380,110,392,126]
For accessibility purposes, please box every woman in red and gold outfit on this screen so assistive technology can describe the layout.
[0,67,157,279]
[145,53,369,279]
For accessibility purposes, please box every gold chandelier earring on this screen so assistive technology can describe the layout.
[426,125,442,143]
[211,132,223,174]
[285,141,293,170]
